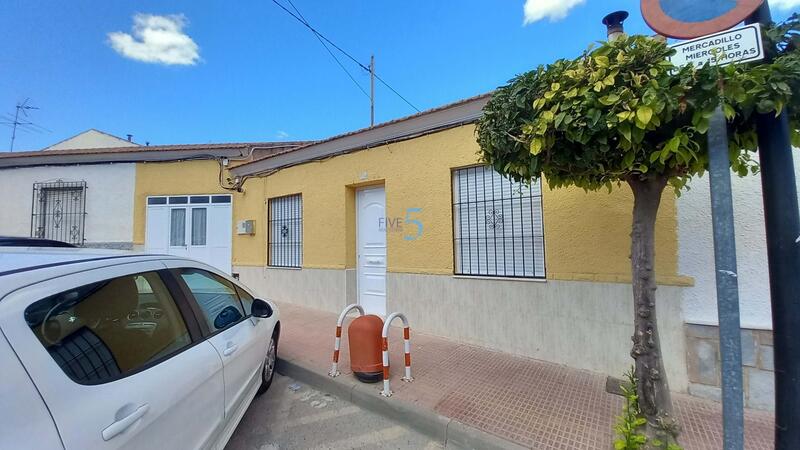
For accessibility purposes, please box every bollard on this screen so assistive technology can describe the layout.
[329,304,365,377]
[380,312,413,397]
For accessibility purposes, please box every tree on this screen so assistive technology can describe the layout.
[476,16,800,446]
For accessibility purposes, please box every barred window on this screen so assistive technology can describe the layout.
[31,180,87,246]
[268,194,303,268]
[452,166,545,278]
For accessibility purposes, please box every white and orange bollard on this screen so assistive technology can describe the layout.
[380,312,413,397]
[328,304,365,377]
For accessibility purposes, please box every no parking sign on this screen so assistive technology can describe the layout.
[641,0,764,39]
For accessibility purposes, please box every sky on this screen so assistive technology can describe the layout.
[2,0,798,151]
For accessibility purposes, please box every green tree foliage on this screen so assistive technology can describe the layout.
[476,15,800,193]
[614,368,648,450]
[614,368,681,450]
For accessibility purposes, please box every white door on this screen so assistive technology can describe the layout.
[145,195,233,274]
[172,266,267,419]
[0,262,226,450]
[357,186,387,316]
[169,207,190,258]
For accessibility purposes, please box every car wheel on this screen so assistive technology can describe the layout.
[258,336,277,395]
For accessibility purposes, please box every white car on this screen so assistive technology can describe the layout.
[0,247,280,450]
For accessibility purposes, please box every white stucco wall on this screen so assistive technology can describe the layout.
[678,151,800,329]
[0,164,136,245]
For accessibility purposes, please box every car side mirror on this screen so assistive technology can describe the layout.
[251,298,273,318]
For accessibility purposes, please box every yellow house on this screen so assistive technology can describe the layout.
[0,102,693,393]
[229,94,693,392]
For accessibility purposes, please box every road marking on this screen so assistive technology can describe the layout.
[271,404,361,430]
[308,425,407,449]
[288,405,361,428]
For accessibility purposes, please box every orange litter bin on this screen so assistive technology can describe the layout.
[348,315,384,383]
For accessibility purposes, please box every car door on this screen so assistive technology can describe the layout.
[0,261,225,450]
[171,265,266,419]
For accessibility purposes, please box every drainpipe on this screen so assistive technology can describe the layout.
[602,11,629,41]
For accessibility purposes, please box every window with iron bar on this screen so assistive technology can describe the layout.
[452,166,546,279]
[268,194,303,268]
[31,180,87,246]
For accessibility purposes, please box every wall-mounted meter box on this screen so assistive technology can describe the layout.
[236,220,256,235]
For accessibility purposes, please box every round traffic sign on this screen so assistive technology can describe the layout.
[641,0,764,39]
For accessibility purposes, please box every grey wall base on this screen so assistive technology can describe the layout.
[685,323,774,411]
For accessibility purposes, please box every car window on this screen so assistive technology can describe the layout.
[24,272,192,385]
[179,269,245,332]
[234,285,254,315]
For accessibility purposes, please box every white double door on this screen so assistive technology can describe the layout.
[356,187,387,316]
[145,195,232,274]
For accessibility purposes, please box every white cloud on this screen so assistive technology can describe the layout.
[771,0,800,9]
[523,0,586,24]
[108,14,200,65]
[276,131,290,139]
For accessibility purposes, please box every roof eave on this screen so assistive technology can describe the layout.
[231,94,491,177]
[0,147,250,169]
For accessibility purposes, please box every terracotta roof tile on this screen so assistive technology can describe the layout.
[232,92,492,170]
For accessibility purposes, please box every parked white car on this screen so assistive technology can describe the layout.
[0,247,280,450]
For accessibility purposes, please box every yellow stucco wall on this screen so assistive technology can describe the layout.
[262,125,691,286]
[133,160,266,267]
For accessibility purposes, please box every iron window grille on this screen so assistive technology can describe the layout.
[31,180,88,246]
[452,166,546,279]
[268,194,303,268]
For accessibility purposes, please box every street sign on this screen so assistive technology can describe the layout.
[641,0,764,39]
[669,23,764,68]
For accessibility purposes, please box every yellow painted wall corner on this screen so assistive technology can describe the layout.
[133,160,267,266]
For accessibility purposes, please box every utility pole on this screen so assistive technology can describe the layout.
[745,3,800,449]
[370,55,375,127]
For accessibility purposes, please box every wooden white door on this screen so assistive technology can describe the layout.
[356,187,387,316]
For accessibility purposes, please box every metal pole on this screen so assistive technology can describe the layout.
[708,106,744,450]
[370,55,375,127]
[10,105,19,151]
[745,3,800,448]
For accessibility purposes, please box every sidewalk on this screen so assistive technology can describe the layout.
[275,302,774,449]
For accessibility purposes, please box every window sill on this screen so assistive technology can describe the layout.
[266,266,303,271]
[452,275,547,283]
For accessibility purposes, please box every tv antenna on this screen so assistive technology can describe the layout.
[2,98,49,151]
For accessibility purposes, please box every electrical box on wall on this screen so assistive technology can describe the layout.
[236,220,256,235]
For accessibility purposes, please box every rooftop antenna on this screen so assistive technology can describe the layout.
[2,98,48,151]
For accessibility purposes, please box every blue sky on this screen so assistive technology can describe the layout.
[2,0,798,151]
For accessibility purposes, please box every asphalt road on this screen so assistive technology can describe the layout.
[225,374,442,450]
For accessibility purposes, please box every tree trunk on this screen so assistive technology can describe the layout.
[627,175,680,446]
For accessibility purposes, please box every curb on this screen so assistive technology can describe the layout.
[276,357,527,450]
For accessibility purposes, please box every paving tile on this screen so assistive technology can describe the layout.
[276,301,775,449]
